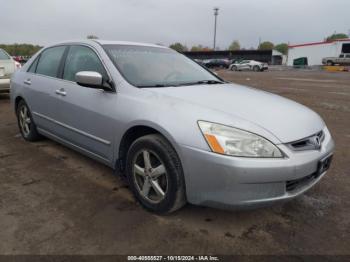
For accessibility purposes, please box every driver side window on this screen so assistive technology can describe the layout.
[63,45,108,82]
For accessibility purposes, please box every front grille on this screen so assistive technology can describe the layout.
[287,130,325,151]
[286,172,320,192]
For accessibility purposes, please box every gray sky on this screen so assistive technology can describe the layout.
[1,0,349,48]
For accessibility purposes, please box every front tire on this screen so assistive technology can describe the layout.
[126,134,186,213]
[16,100,42,141]
[253,65,260,72]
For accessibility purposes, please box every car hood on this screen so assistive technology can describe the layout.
[148,83,325,143]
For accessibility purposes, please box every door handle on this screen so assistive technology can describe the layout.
[24,79,31,85]
[55,88,67,96]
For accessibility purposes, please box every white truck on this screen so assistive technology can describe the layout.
[322,53,350,66]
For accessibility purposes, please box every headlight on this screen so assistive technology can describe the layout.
[198,121,283,158]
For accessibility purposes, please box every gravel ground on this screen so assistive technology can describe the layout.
[0,69,349,255]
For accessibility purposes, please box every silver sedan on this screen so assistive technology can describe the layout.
[10,40,334,213]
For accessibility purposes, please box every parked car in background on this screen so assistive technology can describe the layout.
[0,48,20,93]
[229,60,268,72]
[322,53,350,66]
[13,56,31,65]
[193,59,205,66]
[203,59,231,69]
[228,58,240,65]
[11,40,334,213]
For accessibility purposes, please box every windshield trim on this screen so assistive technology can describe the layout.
[102,44,224,88]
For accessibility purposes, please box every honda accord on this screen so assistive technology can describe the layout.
[10,40,334,213]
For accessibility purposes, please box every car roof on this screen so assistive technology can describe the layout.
[95,40,168,49]
[45,40,169,49]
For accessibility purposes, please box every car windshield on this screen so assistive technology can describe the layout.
[103,45,222,87]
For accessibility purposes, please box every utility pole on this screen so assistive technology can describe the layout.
[213,7,219,50]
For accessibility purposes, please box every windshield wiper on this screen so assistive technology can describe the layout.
[195,80,225,85]
[137,84,169,88]
[174,80,225,86]
[138,80,225,88]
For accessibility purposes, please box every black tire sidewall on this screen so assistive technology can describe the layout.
[126,135,185,213]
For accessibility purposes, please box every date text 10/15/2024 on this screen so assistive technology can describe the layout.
[127,256,220,261]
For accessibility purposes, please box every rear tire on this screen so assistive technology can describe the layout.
[16,100,42,141]
[126,134,186,214]
[327,60,334,66]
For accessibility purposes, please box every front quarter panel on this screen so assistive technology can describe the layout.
[111,83,283,165]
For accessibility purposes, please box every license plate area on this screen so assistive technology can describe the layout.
[318,154,333,174]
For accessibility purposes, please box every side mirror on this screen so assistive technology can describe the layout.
[76,71,104,89]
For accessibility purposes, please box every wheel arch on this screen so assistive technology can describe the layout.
[14,96,25,112]
[115,122,182,175]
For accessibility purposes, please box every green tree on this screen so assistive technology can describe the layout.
[169,42,188,52]
[191,45,204,51]
[190,45,213,52]
[228,40,240,51]
[274,43,288,55]
[258,41,274,50]
[0,43,42,56]
[87,35,99,39]
[326,33,348,41]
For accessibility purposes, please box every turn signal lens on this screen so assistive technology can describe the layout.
[204,134,225,154]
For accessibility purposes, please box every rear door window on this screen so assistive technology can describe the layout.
[36,46,66,78]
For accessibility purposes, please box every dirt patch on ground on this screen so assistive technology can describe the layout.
[0,69,349,255]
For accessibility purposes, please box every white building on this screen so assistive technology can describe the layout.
[287,39,350,66]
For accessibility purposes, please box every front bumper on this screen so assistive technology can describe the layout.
[0,78,10,92]
[180,129,335,209]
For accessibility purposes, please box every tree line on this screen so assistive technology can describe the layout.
[1,33,347,56]
[169,41,289,55]
[0,43,42,56]
[169,33,349,55]
[0,35,98,57]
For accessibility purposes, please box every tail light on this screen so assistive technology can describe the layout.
[14,61,22,70]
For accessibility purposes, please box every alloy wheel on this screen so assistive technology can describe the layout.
[132,149,168,204]
[19,104,31,137]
